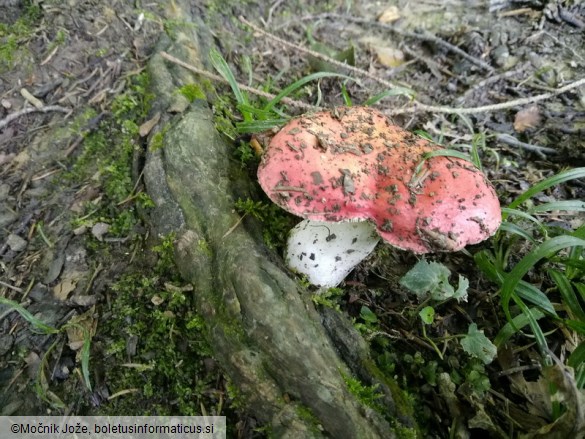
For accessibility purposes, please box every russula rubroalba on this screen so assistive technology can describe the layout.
[285,219,380,287]
[257,107,501,287]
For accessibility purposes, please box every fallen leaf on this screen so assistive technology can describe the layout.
[307,26,355,73]
[91,222,110,241]
[514,105,541,133]
[360,36,405,68]
[65,306,97,352]
[139,112,161,137]
[151,294,164,306]
[378,6,401,23]
[53,277,78,301]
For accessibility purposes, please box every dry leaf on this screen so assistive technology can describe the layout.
[91,222,110,241]
[139,112,161,137]
[53,277,78,301]
[65,306,97,352]
[151,294,164,306]
[374,46,405,68]
[378,6,401,23]
[514,105,541,133]
[360,36,405,68]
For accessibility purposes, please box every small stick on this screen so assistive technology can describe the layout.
[0,280,24,293]
[494,133,557,157]
[384,76,585,115]
[0,105,70,131]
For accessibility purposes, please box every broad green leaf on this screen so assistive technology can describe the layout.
[454,275,469,302]
[419,306,435,324]
[400,260,451,298]
[400,260,468,301]
[360,306,378,324]
[460,323,497,365]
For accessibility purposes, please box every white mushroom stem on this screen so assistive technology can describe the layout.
[285,219,380,288]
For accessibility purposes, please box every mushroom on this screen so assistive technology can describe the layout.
[257,107,501,287]
[285,219,380,288]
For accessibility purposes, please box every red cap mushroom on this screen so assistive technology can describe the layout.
[257,107,501,285]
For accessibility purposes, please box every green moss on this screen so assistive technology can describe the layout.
[197,238,212,257]
[0,0,41,71]
[342,372,385,413]
[98,274,215,415]
[94,232,220,416]
[65,72,154,239]
[149,125,170,151]
[234,198,296,251]
[311,287,344,309]
[178,83,207,102]
[295,405,322,434]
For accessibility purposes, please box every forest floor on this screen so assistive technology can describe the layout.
[1,0,584,438]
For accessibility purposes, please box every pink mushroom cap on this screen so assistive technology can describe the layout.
[257,107,501,253]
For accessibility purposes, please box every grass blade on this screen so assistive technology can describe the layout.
[0,297,58,334]
[341,81,352,106]
[548,269,585,322]
[515,298,550,362]
[501,236,585,322]
[494,307,545,347]
[568,341,585,369]
[507,167,585,212]
[515,281,557,315]
[529,200,585,214]
[263,71,356,112]
[499,222,536,243]
[413,149,475,177]
[209,47,247,106]
[501,207,542,225]
[236,118,288,133]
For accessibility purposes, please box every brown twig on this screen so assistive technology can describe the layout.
[159,51,318,111]
[0,105,70,131]
[384,77,585,115]
[494,133,558,157]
